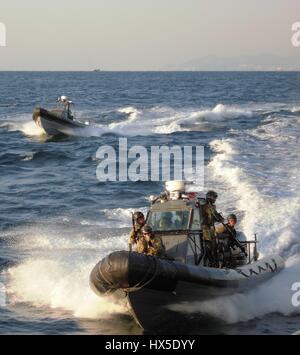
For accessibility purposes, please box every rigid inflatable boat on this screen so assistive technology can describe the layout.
[90,181,285,330]
[33,96,89,136]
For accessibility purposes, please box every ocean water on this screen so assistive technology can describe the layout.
[0,71,300,335]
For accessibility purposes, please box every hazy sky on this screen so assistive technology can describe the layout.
[0,0,300,70]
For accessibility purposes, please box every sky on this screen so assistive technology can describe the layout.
[0,0,300,70]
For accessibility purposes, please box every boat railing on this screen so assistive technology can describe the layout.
[187,230,259,266]
[244,234,259,264]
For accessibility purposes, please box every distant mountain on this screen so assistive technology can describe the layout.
[165,54,300,71]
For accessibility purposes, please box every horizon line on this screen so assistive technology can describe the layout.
[0,70,300,73]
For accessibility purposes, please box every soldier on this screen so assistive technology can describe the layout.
[201,191,223,266]
[129,211,146,249]
[215,214,238,239]
[215,214,248,267]
[136,225,166,258]
[202,191,223,240]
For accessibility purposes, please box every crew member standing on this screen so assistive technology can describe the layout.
[202,191,223,265]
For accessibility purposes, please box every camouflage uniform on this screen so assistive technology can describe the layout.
[129,224,144,246]
[136,235,166,258]
[216,224,247,256]
[202,203,219,241]
[201,202,221,266]
[215,224,237,239]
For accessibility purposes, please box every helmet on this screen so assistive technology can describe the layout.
[142,225,153,234]
[227,214,237,222]
[133,211,145,222]
[206,191,218,201]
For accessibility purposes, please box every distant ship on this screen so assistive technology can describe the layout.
[93,69,102,72]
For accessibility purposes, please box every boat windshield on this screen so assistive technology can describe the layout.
[148,210,190,232]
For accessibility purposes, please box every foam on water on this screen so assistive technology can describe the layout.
[2,218,130,319]
[2,103,258,138]
[169,255,300,323]
[104,104,254,136]
[2,114,47,137]
[117,107,141,121]
[7,258,126,319]
[103,207,147,227]
[19,121,46,137]
[79,207,147,228]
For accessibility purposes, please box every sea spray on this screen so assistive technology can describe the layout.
[4,103,256,138]
[7,258,125,318]
[2,219,130,319]
[169,256,300,323]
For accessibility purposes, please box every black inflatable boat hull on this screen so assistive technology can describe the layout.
[90,251,284,329]
[33,108,86,136]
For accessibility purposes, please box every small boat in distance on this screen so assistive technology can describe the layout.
[33,96,90,136]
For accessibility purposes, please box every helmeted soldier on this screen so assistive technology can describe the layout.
[201,191,224,266]
[215,214,248,268]
[129,211,146,248]
[136,225,166,258]
[215,214,238,239]
[202,191,223,241]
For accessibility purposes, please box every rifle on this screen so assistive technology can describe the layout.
[130,213,143,251]
[207,202,248,256]
[129,213,135,252]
